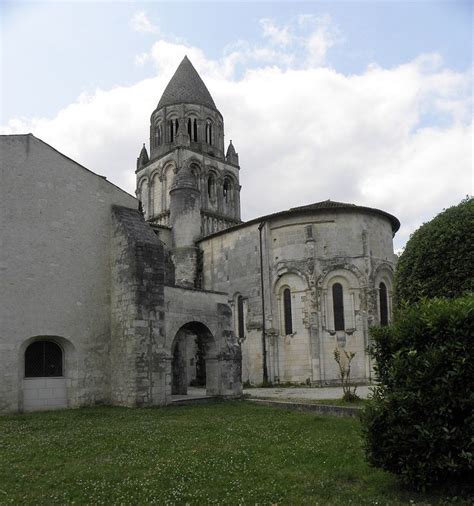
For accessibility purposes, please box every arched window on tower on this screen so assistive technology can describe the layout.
[332,283,345,331]
[169,119,179,142]
[193,119,198,141]
[283,288,293,335]
[187,118,192,139]
[379,282,388,326]
[223,179,229,203]
[139,179,149,218]
[207,174,216,203]
[206,121,213,145]
[25,341,63,377]
[155,124,163,147]
[237,295,245,339]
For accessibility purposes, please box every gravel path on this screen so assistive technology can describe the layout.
[244,385,375,401]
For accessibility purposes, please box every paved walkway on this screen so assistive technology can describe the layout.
[244,385,375,401]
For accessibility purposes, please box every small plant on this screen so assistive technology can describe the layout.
[334,348,359,402]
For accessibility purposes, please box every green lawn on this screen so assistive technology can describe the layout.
[0,401,467,505]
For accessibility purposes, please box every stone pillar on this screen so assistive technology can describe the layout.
[169,165,202,288]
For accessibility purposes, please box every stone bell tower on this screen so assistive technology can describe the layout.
[135,56,242,287]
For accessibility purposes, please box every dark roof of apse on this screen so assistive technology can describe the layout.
[197,200,400,241]
[156,56,217,111]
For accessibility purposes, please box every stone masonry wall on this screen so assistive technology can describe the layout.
[110,206,167,407]
[0,134,137,413]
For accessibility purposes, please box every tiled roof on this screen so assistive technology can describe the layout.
[157,56,217,111]
[198,199,400,241]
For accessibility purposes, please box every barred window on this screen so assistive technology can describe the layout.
[237,295,245,339]
[283,288,293,335]
[25,341,63,377]
[379,282,388,326]
[332,283,345,331]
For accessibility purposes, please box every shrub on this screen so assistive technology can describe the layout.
[334,348,359,402]
[362,295,474,490]
[395,197,474,304]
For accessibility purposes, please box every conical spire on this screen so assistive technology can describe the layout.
[137,143,149,169]
[226,140,239,166]
[157,56,217,110]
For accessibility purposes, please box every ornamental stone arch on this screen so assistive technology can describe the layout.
[316,262,366,290]
[273,266,310,293]
[162,162,176,210]
[373,263,394,325]
[150,170,162,216]
[186,159,203,192]
[274,271,309,337]
[320,268,362,334]
[205,167,219,210]
[137,176,150,218]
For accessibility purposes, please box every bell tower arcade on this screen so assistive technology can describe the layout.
[135,56,242,241]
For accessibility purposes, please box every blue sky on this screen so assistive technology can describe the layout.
[1,1,472,250]
[2,1,471,122]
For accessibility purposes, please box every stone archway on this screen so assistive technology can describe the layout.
[171,322,218,396]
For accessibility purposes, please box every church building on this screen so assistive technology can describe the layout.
[0,56,399,413]
[136,56,399,387]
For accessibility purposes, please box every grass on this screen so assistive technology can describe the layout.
[0,401,468,505]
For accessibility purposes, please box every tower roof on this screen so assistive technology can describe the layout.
[157,56,217,111]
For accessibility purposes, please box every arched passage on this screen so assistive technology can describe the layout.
[171,322,217,396]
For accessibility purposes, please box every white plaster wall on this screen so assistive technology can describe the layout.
[0,135,137,413]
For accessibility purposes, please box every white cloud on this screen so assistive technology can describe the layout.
[2,32,471,251]
[299,14,341,66]
[130,11,158,34]
[260,18,292,46]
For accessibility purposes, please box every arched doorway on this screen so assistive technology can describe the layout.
[171,322,217,396]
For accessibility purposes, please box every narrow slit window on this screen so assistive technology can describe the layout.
[379,282,388,326]
[187,118,192,138]
[333,283,345,331]
[169,120,174,142]
[283,288,293,335]
[237,296,245,339]
[193,119,198,141]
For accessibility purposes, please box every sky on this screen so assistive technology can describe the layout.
[1,1,472,251]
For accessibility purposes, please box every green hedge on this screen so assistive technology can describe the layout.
[362,295,474,490]
[395,197,474,304]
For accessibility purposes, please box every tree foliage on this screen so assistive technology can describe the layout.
[395,197,474,304]
[362,296,474,490]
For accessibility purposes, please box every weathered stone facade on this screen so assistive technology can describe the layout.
[0,56,398,413]
[199,203,398,385]
[0,130,241,414]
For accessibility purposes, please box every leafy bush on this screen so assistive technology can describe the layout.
[395,197,474,304]
[362,296,474,490]
[333,348,359,402]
